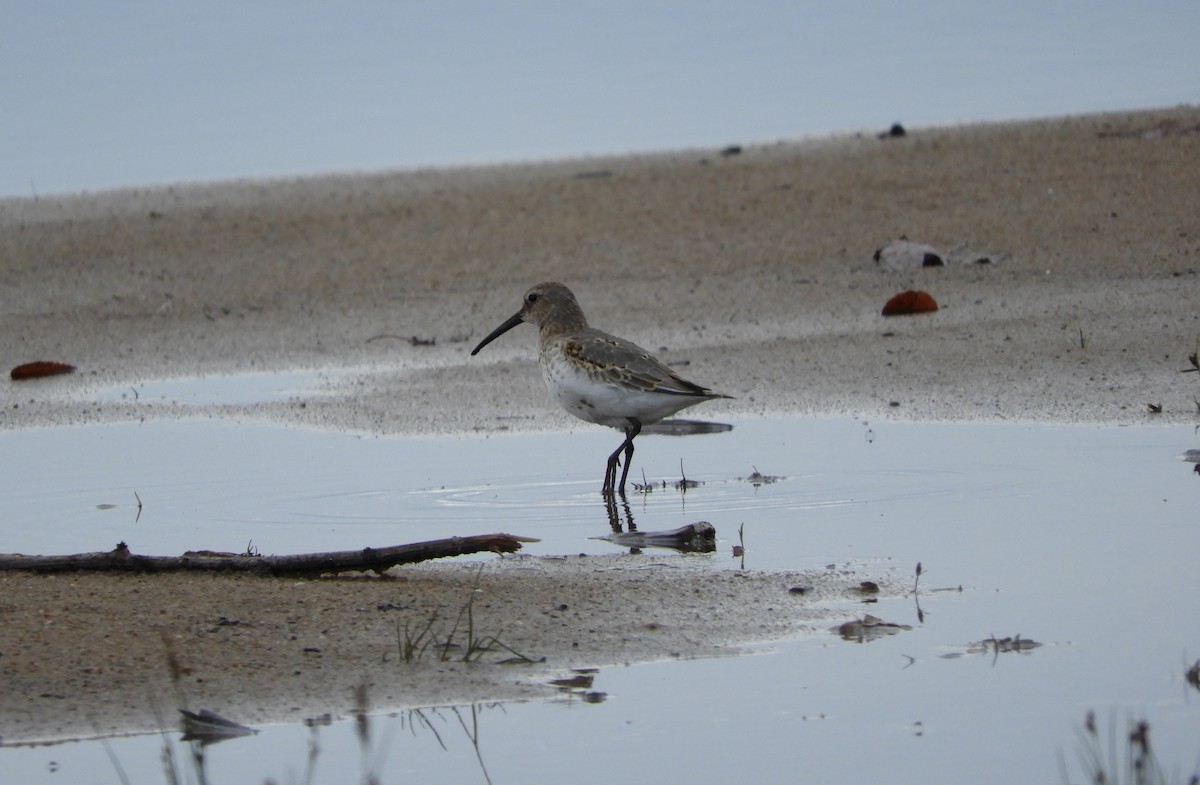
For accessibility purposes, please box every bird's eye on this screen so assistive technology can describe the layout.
[527,293,540,303]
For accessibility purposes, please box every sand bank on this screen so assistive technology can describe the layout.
[3,106,1199,432]
[1,106,1197,743]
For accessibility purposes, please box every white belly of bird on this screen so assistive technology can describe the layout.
[541,353,694,428]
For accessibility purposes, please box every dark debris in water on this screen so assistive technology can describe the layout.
[834,614,912,643]
[550,669,606,703]
[740,466,784,487]
[941,634,1043,659]
[1185,659,1200,692]
[593,521,717,554]
[631,478,703,493]
[967,634,1042,654]
[180,708,258,743]
[550,673,595,691]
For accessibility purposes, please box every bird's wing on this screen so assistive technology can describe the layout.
[563,331,717,397]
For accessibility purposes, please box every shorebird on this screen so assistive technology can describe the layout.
[470,282,731,494]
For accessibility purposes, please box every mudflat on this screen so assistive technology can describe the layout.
[1,106,1197,744]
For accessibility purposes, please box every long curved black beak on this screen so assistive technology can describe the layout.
[470,312,524,355]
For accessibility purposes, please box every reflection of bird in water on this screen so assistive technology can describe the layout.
[471,282,731,495]
[604,491,636,534]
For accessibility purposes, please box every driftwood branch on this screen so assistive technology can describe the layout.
[593,522,717,553]
[0,535,539,577]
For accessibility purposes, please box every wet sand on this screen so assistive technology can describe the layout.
[0,560,896,745]
[1,106,1197,744]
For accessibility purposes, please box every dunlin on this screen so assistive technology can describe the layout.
[471,282,731,494]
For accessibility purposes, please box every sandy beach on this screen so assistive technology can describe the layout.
[1,106,1198,744]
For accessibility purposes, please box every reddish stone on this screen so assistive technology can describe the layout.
[882,290,938,316]
[10,361,76,380]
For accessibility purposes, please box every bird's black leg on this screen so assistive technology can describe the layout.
[602,420,642,494]
[616,420,642,495]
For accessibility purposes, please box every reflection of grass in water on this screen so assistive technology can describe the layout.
[140,694,504,785]
[119,574,525,784]
[1062,711,1199,785]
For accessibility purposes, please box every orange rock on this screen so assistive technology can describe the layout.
[10,361,76,380]
[882,290,938,316]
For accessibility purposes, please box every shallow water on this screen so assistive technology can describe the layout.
[2,413,1199,783]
